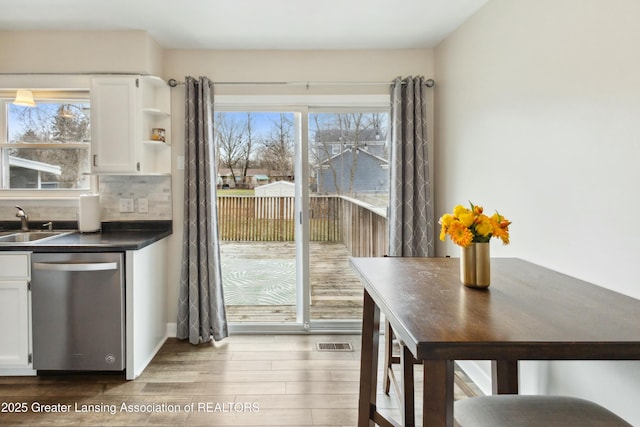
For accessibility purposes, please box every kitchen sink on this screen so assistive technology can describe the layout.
[0,231,72,244]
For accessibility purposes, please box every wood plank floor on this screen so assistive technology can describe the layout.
[0,335,481,426]
[221,241,364,322]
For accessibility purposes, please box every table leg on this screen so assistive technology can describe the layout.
[423,360,454,427]
[383,320,393,395]
[401,345,415,427]
[491,360,519,394]
[358,290,381,427]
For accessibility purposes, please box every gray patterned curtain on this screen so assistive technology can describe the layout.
[177,76,228,345]
[388,76,434,257]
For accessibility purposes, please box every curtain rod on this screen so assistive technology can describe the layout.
[1,73,434,88]
[167,78,435,88]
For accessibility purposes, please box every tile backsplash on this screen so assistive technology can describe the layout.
[0,175,172,223]
[0,199,79,224]
[99,175,172,221]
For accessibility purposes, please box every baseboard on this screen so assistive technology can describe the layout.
[127,334,168,380]
[167,321,362,335]
[0,367,37,376]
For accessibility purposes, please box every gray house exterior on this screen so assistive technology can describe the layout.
[316,147,389,194]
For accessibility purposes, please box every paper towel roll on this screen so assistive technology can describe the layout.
[79,193,101,232]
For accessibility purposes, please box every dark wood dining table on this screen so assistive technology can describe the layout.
[350,257,640,427]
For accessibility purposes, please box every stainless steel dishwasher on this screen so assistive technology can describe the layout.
[31,252,125,371]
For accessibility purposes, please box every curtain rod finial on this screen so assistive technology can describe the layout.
[426,79,435,88]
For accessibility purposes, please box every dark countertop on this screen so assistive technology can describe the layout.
[0,221,172,252]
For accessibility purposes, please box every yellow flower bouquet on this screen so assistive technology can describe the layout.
[439,202,511,248]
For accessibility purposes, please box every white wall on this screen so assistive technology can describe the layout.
[163,48,434,325]
[0,31,163,75]
[435,0,640,423]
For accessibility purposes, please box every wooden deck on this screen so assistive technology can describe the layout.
[220,241,365,323]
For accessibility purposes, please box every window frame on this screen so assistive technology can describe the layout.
[0,92,94,197]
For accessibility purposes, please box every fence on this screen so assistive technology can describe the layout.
[217,195,388,255]
[218,195,341,241]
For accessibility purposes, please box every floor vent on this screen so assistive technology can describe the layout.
[316,342,353,352]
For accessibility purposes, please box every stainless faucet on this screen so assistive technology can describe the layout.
[15,205,29,231]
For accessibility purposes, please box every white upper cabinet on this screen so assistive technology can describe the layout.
[90,75,171,175]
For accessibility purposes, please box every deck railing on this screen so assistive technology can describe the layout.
[338,196,388,257]
[217,195,388,256]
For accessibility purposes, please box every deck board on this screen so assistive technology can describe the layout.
[220,241,365,322]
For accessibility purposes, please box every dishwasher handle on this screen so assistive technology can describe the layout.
[32,261,118,272]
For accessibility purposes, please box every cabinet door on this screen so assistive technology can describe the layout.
[0,281,30,366]
[91,76,139,173]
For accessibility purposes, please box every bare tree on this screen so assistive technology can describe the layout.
[241,113,255,182]
[10,103,90,189]
[337,113,365,193]
[311,114,338,193]
[215,112,247,186]
[366,113,386,142]
[260,113,294,179]
[51,104,90,143]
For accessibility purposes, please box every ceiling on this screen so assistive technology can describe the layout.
[0,0,488,50]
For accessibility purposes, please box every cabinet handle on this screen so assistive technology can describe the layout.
[33,262,118,272]
[137,162,141,171]
[93,155,98,167]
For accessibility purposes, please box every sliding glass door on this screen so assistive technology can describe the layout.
[214,96,389,332]
[307,110,389,329]
[215,111,300,328]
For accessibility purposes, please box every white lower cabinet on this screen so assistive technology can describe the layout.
[0,239,169,379]
[0,252,33,374]
[125,238,168,379]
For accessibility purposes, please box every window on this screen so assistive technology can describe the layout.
[1,95,91,191]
